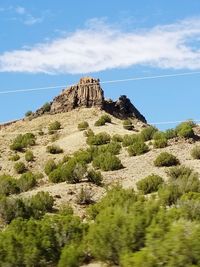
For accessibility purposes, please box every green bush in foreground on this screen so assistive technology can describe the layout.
[78,121,89,131]
[112,134,123,143]
[123,119,133,130]
[46,145,63,154]
[154,152,179,167]
[136,174,164,194]
[128,141,149,156]
[93,152,123,171]
[0,175,18,195]
[122,134,142,147]
[191,145,200,159]
[14,161,26,174]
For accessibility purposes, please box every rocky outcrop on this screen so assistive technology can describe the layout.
[34,77,147,123]
[50,77,104,113]
[103,95,146,122]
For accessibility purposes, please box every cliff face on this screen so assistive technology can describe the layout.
[35,77,147,123]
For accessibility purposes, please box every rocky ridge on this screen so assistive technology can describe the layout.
[35,77,147,123]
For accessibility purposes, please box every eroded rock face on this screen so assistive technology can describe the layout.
[34,77,147,123]
[50,77,104,113]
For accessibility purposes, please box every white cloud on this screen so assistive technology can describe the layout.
[15,6,26,15]
[1,18,200,74]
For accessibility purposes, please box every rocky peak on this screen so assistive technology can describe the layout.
[50,77,104,114]
[35,77,146,123]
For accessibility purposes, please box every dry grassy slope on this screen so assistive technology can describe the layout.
[0,107,200,216]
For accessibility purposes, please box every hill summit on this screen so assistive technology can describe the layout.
[35,77,146,123]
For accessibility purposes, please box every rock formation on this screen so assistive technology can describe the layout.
[34,77,147,123]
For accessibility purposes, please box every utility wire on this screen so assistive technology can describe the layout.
[1,71,200,95]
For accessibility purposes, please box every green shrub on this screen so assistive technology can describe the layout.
[127,141,149,156]
[25,110,33,117]
[98,142,121,155]
[73,149,93,164]
[44,159,57,175]
[10,133,36,151]
[49,168,64,183]
[154,152,179,167]
[136,174,164,194]
[87,132,111,146]
[83,128,94,137]
[94,114,111,126]
[9,154,20,161]
[176,121,195,138]
[87,169,103,186]
[140,126,158,141]
[78,121,89,131]
[153,131,166,140]
[122,134,142,147]
[153,138,168,148]
[112,134,123,142]
[61,160,87,184]
[17,172,37,192]
[48,121,61,134]
[165,129,177,139]
[93,152,123,171]
[25,150,34,162]
[46,145,63,154]
[191,146,200,159]
[76,187,94,205]
[58,244,84,267]
[14,161,26,174]
[166,165,193,180]
[42,102,51,112]
[0,175,19,195]
[123,119,133,130]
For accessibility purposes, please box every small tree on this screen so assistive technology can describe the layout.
[136,174,164,194]
[127,141,149,156]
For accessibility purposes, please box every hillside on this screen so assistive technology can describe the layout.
[0,77,200,266]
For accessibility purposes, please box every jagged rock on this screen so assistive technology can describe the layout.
[50,77,104,113]
[34,77,147,123]
[103,95,146,123]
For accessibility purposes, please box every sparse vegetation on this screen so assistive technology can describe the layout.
[17,172,37,192]
[42,102,51,112]
[14,161,27,174]
[25,150,34,162]
[123,119,133,130]
[87,132,111,146]
[191,145,200,159]
[9,154,20,161]
[78,121,89,131]
[153,138,168,148]
[87,169,103,186]
[140,126,158,141]
[25,110,33,117]
[122,134,142,147]
[154,152,179,167]
[46,145,63,154]
[93,152,123,171]
[176,121,195,138]
[10,133,36,152]
[76,187,94,205]
[112,134,123,142]
[136,174,164,194]
[48,121,61,134]
[44,159,57,175]
[94,114,111,126]
[127,141,149,156]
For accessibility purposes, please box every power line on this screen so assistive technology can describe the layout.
[1,71,200,95]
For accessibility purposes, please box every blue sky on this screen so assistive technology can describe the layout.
[1,0,200,129]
